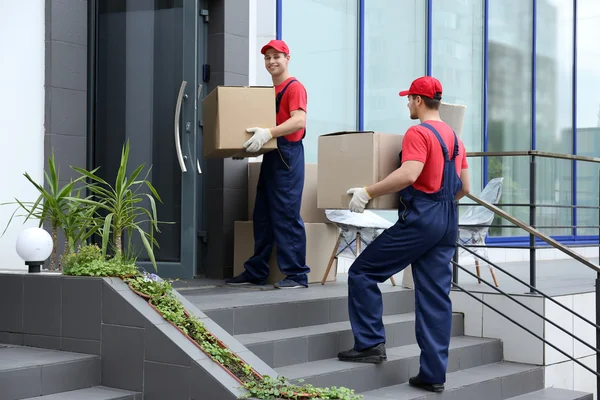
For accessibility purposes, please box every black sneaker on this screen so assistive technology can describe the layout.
[274,279,307,289]
[337,343,387,364]
[224,274,263,286]
[408,376,444,393]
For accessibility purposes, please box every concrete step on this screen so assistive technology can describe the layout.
[360,362,543,399]
[200,287,415,335]
[21,386,141,400]
[237,312,464,368]
[507,388,593,400]
[275,336,502,393]
[0,345,101,400]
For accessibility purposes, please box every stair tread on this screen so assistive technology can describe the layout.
[21,386,139,400]
[275,336,499,379]
[236,313,417,344]
[0,345,99,371]
[360,362,540,399]
[508,387,593,399]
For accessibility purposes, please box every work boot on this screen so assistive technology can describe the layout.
[408,376,445,393]
[224,273,264,286]
[337,343,386,364]
[274,279,307,289]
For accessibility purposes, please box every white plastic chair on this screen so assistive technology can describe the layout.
[320,209,396,286]
[458,177,504,286]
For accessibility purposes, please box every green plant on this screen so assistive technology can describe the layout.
[62,244,138,277]
[1,152,92,270]
[61,188,100,255]
[69,141,164,270]
[124,272,173,298]
[241,376,362,400]
[143,280,362,400]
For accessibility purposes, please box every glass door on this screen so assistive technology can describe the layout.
[93,0,202,278]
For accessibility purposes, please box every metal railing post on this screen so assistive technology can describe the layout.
[597,171,600,398]
[529,154,537,292]
[453,246,459,283]
[453,201,459,283]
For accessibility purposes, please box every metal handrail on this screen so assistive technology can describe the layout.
[457,243,600,330]
[452,281,600,378]
[467,150,600,163]
[466,193,600,273]
[452,150,600,393]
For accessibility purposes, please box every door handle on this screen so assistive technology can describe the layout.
[174,80,188,173]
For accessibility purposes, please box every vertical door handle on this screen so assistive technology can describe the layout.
[174,81,188,173]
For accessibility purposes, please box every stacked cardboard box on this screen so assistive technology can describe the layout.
[233,162,338,284]
[317,132,405,210]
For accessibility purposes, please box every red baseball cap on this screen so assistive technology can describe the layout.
[261,39,290,55]
[399,76,443,100]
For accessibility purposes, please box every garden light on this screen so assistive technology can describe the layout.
[16,227,53,273]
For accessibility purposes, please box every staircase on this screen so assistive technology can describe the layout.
[191,283,593,400]
[0,344,140,400]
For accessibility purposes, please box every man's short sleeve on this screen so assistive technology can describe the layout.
[401,127,428,164]
[460,141,469,169]
[287,83,307,113]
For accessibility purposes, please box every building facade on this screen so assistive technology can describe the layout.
[1,0,599,278]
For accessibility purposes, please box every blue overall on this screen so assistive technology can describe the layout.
[243,80,310,286]
[347,123,462,384]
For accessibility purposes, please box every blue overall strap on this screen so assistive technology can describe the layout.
[275,79,306,139]
[275,79,298,113]
[420,123,459,161]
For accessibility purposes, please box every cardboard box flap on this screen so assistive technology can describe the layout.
[319,130,376,137]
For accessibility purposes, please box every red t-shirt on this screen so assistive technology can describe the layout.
[401,120,468,193]
[275,77,307,142]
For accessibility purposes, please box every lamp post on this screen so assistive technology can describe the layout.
[16,227,53,273]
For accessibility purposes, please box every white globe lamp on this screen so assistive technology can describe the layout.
[16,227,53,273]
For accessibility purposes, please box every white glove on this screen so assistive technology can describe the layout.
[347,187,372,213]
[243,127,272,153]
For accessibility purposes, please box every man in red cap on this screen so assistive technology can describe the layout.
[225,39,310,289]
[337,76,471,393]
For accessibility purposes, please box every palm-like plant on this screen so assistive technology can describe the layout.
[61,188,100,255]
[69,141,163,270]
[2,152,90,271]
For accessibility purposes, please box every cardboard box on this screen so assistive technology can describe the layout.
[202,86,278,158]
[439,102,466,138]
[233,221,338,284]
[248,162,328,223]
[317,132,404,210]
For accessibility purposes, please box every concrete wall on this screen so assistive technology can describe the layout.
[44,0,88,184]
[0,2,46,270]
[203,0,252,279]
[0,273,276,399]
[249,0,276,86]
[43,0,89,265]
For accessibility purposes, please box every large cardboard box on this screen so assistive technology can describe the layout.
[233,221,338,284]
[317,132,404,210]
[202,86,278,158]
[439,102,466,138]
[247,162,328,223]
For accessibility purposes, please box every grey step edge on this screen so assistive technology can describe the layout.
[21,386,141,400]
[238,313,464,368]
[360,362,543,400]
[275,336,503,394]
[0,346,101,400]
[202,289,416,335]
[507,387,594,400]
